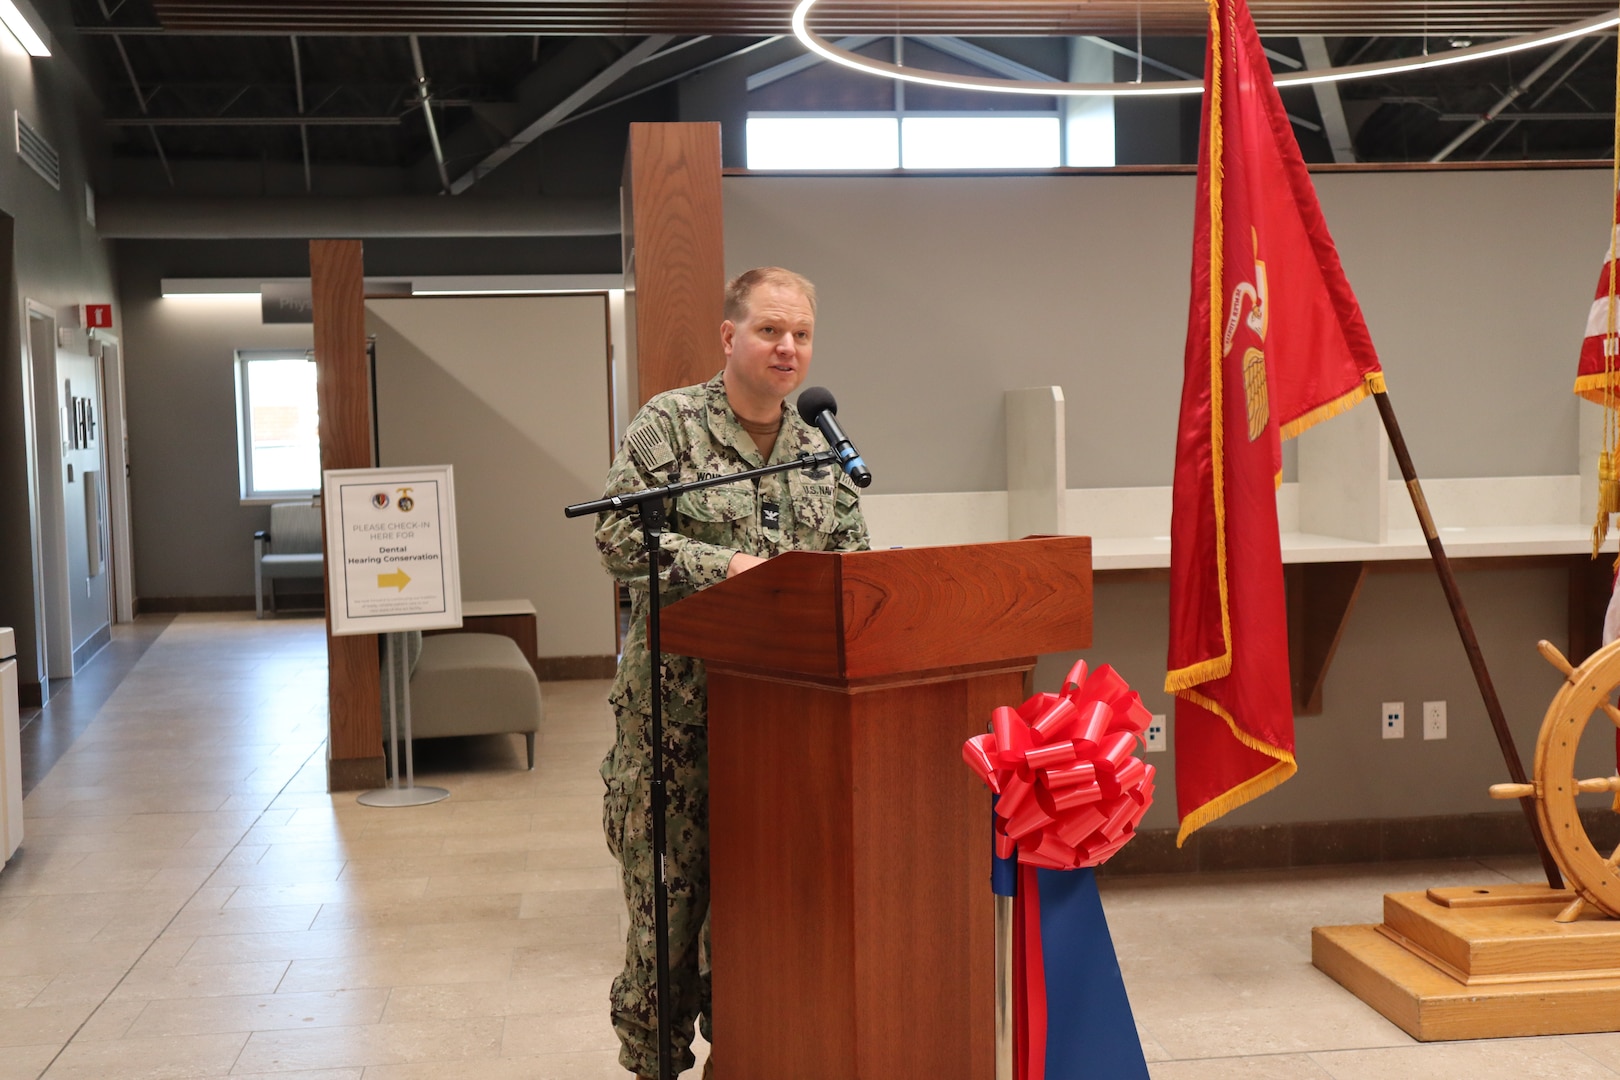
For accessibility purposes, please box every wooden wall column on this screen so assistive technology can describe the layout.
[622,122,725,404]
[310,239,383,791]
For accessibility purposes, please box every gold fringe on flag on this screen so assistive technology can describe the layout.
[1597,20,1620,563]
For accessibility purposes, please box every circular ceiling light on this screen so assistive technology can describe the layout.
[790,0,1619,97]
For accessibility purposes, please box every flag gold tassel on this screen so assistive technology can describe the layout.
[1595,450,1619,559]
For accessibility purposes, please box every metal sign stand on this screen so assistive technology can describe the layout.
[358,631,449,808]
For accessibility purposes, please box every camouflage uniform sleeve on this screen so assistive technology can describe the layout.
[594,407,738,593]
[829,474,872,554]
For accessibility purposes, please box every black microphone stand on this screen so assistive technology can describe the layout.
[564,449,843,1080]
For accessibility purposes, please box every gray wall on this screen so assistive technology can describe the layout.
[722,168,1607,492]
[0,5,123,692]
[369,295,616,659]
[116,264,313,601]
[1033,567,1588,831]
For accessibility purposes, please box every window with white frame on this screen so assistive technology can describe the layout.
[235,350,320,501]
[745,113,1063,170]
[743,37,1101,171]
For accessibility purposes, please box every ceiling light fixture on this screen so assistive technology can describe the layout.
[0,1,49,57]
[790,0,1618,97]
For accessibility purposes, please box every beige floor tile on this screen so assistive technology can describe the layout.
[41,1031,249,1079]
[176,928,388,968]
[379,973,608,1024]
[499,1009,621,1057]
[222,880,430,909]
[202,863,347,890]
[1148,1055,1335,1078]
[72,999,148,1041]
[509,940,624,981]
[1147,997,1412,1059]
[109,962,292,1004]
[231,1017,502,1072]
[0,1044,64,1080]
[30,970,126,1008]
[1312,1038,1620,1079]
[418,867,615,899]
[334,852,530,880]
[275,948,514,994]
[0,938,151,977]
[124,989,388,1038]
[517,887,624,920]
[165,906,323,938]
[0,975,49,1008]
[310,891,524,930]
[0,1002,97,1047]
[358,1053,632,1080]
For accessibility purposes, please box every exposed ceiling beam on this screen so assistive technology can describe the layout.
[918,36,1055,82]
[450,34,673,194]
[1300,36,1355,163]
[1429,35,1582,161]
[410,34,452,193]
[1471,34,1606,157]
[96,194,621,238]
[748,35,881,90]
[105,115,406,126]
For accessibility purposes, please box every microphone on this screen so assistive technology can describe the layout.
[797,387,872,488]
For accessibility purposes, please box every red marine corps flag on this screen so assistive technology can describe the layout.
[1166,0,1385,843]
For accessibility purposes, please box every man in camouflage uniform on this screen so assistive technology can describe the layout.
[595,267,869,1078]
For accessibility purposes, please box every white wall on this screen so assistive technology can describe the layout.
[368,295,616,660]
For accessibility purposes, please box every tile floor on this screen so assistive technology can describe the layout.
[3,613,1620,1079]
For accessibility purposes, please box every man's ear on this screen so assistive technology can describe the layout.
[720,319,736,357]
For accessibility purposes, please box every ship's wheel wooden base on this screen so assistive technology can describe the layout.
[1312,884,1620,1041]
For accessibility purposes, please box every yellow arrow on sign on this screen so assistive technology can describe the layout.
[378,568,411,591]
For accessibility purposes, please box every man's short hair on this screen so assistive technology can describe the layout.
[724,267,817,323]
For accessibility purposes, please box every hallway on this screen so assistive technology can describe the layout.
[3,614,1620,1078]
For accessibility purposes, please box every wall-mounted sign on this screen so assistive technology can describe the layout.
[84,304,112,328]
[262,282,314,324]
[322,465,462,636]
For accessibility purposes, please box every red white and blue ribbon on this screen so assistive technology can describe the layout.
[967,659,1155,1080]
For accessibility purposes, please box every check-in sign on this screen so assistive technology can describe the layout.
[322,465,463,636]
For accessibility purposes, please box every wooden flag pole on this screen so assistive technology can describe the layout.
[1372,389,1563,890]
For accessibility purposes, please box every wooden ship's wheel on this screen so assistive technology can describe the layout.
[1489,639,1620,922]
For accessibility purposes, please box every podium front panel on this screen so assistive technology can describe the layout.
[708,665,1010,1080]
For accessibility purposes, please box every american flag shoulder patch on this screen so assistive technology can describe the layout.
[626,424,674,470]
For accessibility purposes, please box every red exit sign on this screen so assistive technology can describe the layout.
[84,304,112,328]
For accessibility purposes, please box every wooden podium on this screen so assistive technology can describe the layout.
[662,536,1093,1080]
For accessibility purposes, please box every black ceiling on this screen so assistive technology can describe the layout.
[64,0,1620,200]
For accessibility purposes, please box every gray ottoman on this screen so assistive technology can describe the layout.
[407,633,543,769]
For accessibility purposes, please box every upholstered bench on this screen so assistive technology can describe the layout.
[406,632,543,769]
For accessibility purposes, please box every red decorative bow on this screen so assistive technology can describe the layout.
[962,660,1156,870]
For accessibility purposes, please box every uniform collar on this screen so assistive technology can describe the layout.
[707,371,795,466]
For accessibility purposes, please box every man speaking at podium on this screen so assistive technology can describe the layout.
[594,267,870,1078]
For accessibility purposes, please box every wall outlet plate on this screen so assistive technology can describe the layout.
[1382,701,1405,739]
[1423,700,1446,740]
[1145,714,1167,753]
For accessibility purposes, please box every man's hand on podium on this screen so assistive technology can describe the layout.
[727,552,767,578]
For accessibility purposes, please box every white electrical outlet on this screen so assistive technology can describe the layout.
[1145,714,1167,753]
[1382,701,1405,739]
[1423,700,1446,740]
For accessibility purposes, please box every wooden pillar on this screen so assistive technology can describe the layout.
[310,239,383,791]
[622,122,725,405]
